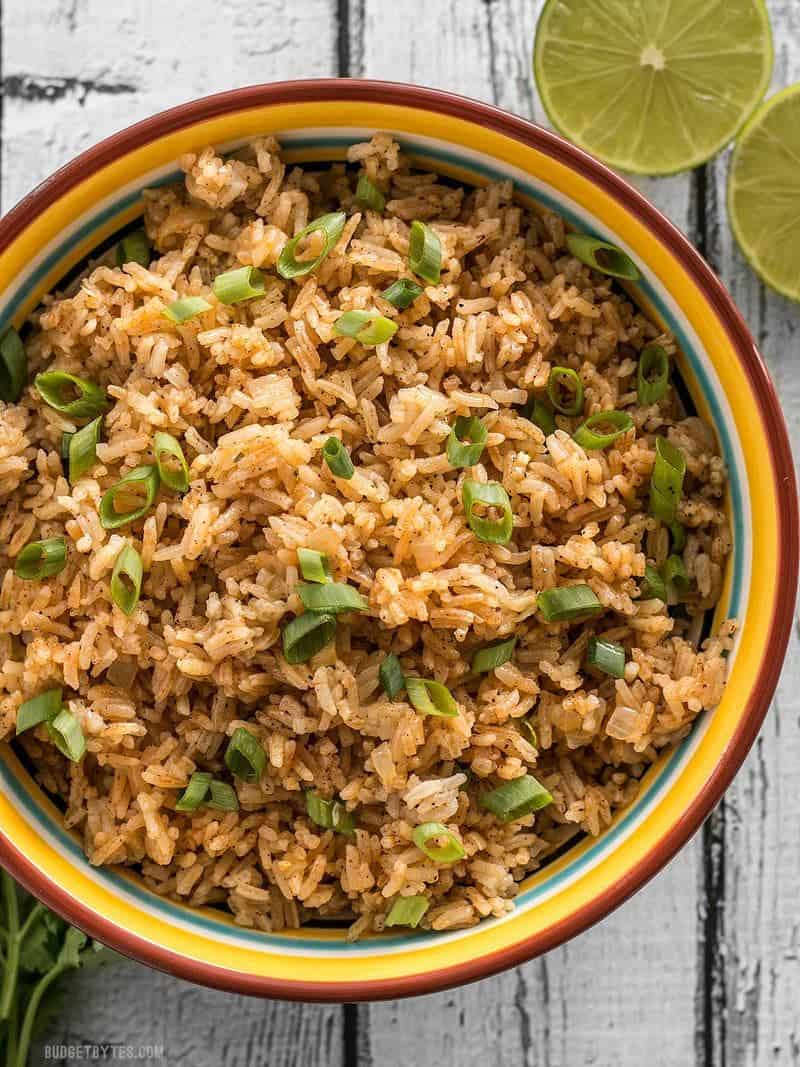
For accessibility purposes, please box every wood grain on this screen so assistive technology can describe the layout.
[1,0,796,1063]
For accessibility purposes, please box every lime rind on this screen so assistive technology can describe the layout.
[728,83,800,301]
[533,0,774,176]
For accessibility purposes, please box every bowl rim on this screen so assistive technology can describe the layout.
[0,77,796,1002]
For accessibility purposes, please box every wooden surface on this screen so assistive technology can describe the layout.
[1,0,797,1062]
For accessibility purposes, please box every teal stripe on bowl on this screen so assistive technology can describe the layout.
[0,134,746,954]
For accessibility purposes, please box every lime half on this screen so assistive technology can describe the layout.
[729,85,800,300]
[534,0,773,175]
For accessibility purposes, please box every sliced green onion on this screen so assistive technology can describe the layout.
[670,521,686,553]
[34,371,107,421]
[305,791,355,835]
[385,895,429,928]
[14,538,67,581]
[379,653,405,699]
[572,410,634,450]
[116,229,150,268]
[224,727,267,783]
[649,436,686,524]
[520,718,537,747]
[163,296,212,323]
[409,221,442,285]
[355,174,385,213]
[213,266,265,305]
[662,554,690,600]
[278,212,347,280]
[537,584,602,623]
[110,543,143,616]
[333,310,397,346]
[587,636,626,678]
[405,678,458,718]
[68,415,103,482]
[61,432,73,465]
[16,688,62,736]
[381,278,424,309]
[175,772,213,812]
[0,327,27,403]
[47,709,86,763]
[641,563,667,601]
[461,479,513,545]
[206,780,239,812]
[99,464,160,530]
[322,436,355,479]
[471,637,516,674]
[297,548,331,584]
[412,822,465,862]
[447,415,488,469]
[282,612,337,664]
[479,774,553,822]
[565,233,640,281]
[297,581,368,614]
[153,431,190,493]
[547,366,584,416]
[521,396,556,436]
[637,345,670,405]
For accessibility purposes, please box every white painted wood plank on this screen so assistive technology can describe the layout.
[356,3,701,1063]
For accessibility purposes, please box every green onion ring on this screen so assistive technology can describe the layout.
[521,396,556,436]
[68,415,103,482]
[206,780,239,812]
[412,822,465,862]
[296,581,368,615]
[333,310,397,346]
[637,344,670,405]
[163,296,213,323]
[379,653,405,699]
[405,678,459,718]
[297,548,332,584]
[546,366,584,416]
[381,278,424,309]
[587,636,626,678]
[479,774,553,822]
[47,708,86,763]
[641,564,667,601]
[110,543,143,616]
[537,584,602,623]
[409,221,442,285]
[213,266,265,305]
[385,895,429,929]
[461,479,513,545]
[572,410,634,450]
[0,327,27,403]
[322,436,355,479]
[98,464,160,531]
[224,727,267,783]
[16,688,63,736]
[34,371,108,421]
[277,212,347,280]
[649,436,686,524]
[282,612,337,665]
[306,791,355,835]
[355,174,385,213]
[565,233,640,280]
[175,772,213,812]
[153,431,190,493]
[14,538,68,581]
[116,230,151,268]
[446,415,488,469]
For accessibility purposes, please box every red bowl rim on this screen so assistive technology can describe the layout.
[0,77,797,1002]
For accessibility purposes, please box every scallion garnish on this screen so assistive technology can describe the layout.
[163,296,212,323]
[174,772,213,812]
[296,581,368,615]
[322,436,355,479]
[14,538,67,581]
[61,432,72,465]
[649,436,686,524]
[587,636,626,678]
[521,395,557,436]
[16,689,62,736]
[520,718,538,747]
[47,709,86,763]
[385,895,429,928]
[565,233,640,281]
[213,266,265,305]
[572,410,634,450]
[379,653,405,699]
[110,543,143,616]
[333,310,398,346]
[537,584,602,622]
[461,479,513,545]
[34,371,107,421]
[479,774,553,822]
[662,554,690,600]
[0,327,27,403]
[637,344,670,405]
[405,678,458,718]
[670,521,686,553]
[224,727,267,783]
[116,230,150,268]
[447,415,488,469]
[381,278,424,309]
[305,791,355,835]
[67,415,103,482]
[641,563,667,601]
[98,465,160,530]
[409,221,442,285]
[412,822,465,862]
[153,431,190,493]
[297,548,331,584]
[282,612,337,664]
[277,212,347,280]
[546,366,584,416]
[471,637,516,675]
[355,174,385,213]
[206,780,239,812]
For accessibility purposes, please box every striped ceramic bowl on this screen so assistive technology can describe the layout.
[0,80,796,1001]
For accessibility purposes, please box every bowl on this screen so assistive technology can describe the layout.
[0,79,796,1001]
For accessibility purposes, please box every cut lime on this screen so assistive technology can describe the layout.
[729,85,800,300]
[533,0,773,175]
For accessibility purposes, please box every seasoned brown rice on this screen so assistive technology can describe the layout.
[0,134,733,937]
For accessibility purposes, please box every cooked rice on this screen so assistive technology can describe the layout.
[0,134,733,937]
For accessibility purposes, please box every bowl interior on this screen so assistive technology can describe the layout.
[0,87,790,999]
